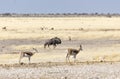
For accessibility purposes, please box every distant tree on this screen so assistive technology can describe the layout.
[67,13,72,15]
[73,13,78,15]
[81,13,88,15]
[2,13,11,16]
[63,13,67,15]
[56,13,60,15]
[95,12,98,15]
[107,13,112,18]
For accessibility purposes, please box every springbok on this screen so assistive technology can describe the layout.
[19,48,38,64]
[66,45,83,63]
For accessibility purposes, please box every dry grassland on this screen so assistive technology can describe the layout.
[0,16,120,40]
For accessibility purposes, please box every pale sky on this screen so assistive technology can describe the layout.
[0,0,120,13]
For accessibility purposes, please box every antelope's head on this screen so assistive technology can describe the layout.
[32,48,39,53]
[80,45,83,51]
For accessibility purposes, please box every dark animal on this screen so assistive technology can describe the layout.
[50,27,54,30]
[44,37,61,49]
[66,45,83,63]
[68,36,71,41]
[2,27,7,31]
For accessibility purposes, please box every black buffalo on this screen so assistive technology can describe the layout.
[44,37,62,48]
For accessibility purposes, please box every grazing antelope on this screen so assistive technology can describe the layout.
[66,45,83,63]
[19,48,38,64]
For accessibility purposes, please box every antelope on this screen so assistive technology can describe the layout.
[66,45,83,63]
[19,48,38,64]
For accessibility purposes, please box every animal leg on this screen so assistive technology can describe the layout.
[48,44,50,49]
[73,55,76,63]
[28,57,31,64]
[53,44,56,49]
[68,55,71,64]
[44,44,46,49]
[19,52,23,64]
[19,57,22,64]
[66,54,69,63]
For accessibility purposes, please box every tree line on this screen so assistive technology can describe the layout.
[0,13,120,17]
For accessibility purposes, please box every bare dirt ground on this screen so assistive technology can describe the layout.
[0,62,120,79]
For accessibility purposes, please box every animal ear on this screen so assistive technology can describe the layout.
[33,48,35,50]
